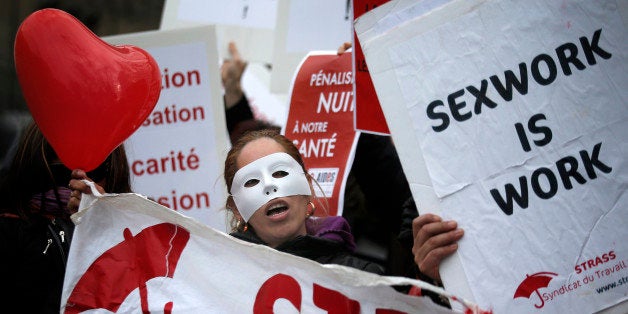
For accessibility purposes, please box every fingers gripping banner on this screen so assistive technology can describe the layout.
[61,192,482,313]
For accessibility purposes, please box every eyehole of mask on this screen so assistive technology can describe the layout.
[244,179,259,187]
[273,170,289,178]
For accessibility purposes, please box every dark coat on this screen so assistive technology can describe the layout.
[230,217,384,275]
[0,214,73,313]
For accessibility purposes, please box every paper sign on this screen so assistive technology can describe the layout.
[160,0,277,63]
[104,26,230,232]
[356,0,628,312]
[284,1,353,53]
[60,192,474,313]
[283,52,359,217]
[241,63,288,128]
[175,0,276,29]
[271,0,353,93]
[352,0,391,135]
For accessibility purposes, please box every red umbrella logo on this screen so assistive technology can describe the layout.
[513,271,558,308]
[65,223,190,313]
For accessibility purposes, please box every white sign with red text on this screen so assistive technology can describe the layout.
[356,0,627,313]
[104,26,230,232]
[283,52,360,217]
[60,192,472,313]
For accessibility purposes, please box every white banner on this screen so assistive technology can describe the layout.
[104,26,230,232]
[356,0,627,312]
[60,191,480,313]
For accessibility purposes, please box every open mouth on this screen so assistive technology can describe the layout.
[266,202,289,216]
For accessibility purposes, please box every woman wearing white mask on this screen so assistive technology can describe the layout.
[224,129,383,274]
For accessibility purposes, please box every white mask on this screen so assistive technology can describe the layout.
[231,152,311,222]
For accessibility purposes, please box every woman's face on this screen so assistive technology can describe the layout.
[235,137,309,248]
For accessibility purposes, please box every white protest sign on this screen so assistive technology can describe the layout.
[104,26,230,232]
[356,0,628,312]
[60,192,480,313]
[161,0,288,130]
[160,0,277,63]
[270,0,353,93]
[242,63,288,128]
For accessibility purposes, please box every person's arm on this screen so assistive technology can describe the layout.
[221,41,255,136]
[221,42,247,110]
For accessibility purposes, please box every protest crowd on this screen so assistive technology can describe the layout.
[1,1,625,313]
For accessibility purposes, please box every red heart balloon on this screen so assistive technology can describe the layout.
[14,8,161,171]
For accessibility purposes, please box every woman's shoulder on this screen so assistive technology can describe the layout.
[0,213,73,243]
[0,213,49,258]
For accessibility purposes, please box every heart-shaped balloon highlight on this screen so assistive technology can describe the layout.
[14,8,161,171]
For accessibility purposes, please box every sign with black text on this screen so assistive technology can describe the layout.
[356,0,627,312]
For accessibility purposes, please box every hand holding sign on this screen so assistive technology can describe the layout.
[412,213,464,282]
[14,8,161,171]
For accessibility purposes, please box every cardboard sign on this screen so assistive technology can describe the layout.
[60,192,474,313]
[104,26,230,232]
[283,52,359,217]
[241,63,288,128]
[356,0,628,312]
[352,0,390,135]
[160,0,277,63]
[271,0,353,93]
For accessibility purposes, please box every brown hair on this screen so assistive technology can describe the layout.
[224,129,306,194]
[0,121,132,218]
[96,142,132,194]
[223,129,322,231]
